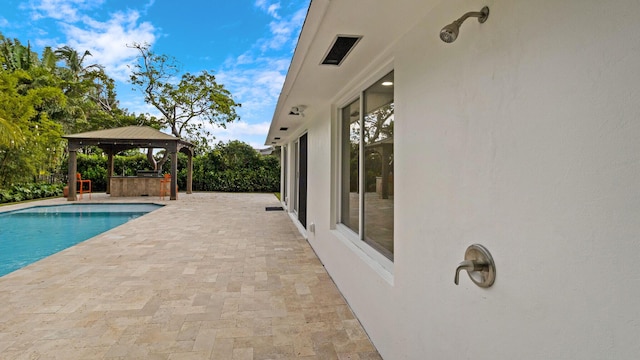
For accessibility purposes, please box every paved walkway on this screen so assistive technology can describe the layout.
[0,193,380,359]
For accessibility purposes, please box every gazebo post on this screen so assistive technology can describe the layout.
[187,152,193,194]
[106,152,114,194]
[170,150,178,200]
[67,148,78,201]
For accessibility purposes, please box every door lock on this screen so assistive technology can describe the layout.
[454,244,496,288]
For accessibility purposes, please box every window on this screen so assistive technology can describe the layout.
[340,71,394,260]
[282,145,287,205]
[294,140,299,214]
[341,99,360,234]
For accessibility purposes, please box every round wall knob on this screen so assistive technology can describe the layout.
[455,244,496,288]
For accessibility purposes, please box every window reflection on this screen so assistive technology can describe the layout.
[282,146,287,205]
[341,99,360,234]
[363,71,394,259]
[339,71,394,261]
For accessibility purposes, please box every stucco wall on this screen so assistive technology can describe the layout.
[284,1,640,358]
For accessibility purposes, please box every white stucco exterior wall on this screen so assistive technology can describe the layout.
[280,1,640,358]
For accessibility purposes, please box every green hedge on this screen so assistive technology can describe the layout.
[197,167,279,192]
[68,153,155,192]
[0,183,64,204]
[57,142,281,195]
[74,142,280,193]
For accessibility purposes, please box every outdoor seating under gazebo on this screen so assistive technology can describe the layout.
[63,126,195,201]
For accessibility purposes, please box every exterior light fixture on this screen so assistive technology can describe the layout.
[440,6,489,43]
[289,105,306,117]
[381,81,393,86]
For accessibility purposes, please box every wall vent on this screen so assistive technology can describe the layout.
[321,35,362,66]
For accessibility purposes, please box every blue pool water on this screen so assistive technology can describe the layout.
[0,203,162,277]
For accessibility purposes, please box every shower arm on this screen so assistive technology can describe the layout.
[440,6,489,43]
[452,9,489,27]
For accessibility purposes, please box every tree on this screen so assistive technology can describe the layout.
[0,35,37,72]
[0,70,65,186]
[0,33,162,189]
[52,44,149,134]
[216,140,262,171]
[128,43,241,147]
[40,47,57,71]
[0,115,22,147]
[193,141,280,192]
[54,46,106,133]
[54,46,104,81]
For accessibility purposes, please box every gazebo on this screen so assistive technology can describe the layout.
[63,126,195,201]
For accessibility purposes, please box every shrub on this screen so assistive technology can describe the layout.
[0,183,64,204]
[59,141,280,194]
[73,153,153,192]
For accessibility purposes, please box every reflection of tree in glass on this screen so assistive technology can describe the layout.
[348,114,360,192]
[349,142,359,192]
[365,150,381,192]
[364,103,393,193]
[364,104,394,144]
[349,111,360,143]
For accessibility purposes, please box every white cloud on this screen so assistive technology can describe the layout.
[59,10,156,81]
[21,1,157,82]
[218,121,271,137]
[259,7,306,51]
[212,2,308,146]
[0,17,9,27]
[143,0,156,13]
[199,120,271,149]
[119,93,159,117]
[218,4,307,114]
[255,0,281,19]
[25,0,105,22]
[216,63,286,131]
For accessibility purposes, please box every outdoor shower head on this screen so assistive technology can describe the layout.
[440,6,489,43]
[440,22,462,43]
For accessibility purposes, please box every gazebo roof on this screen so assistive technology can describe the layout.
[63,126,194,154]
[64,126,180,141]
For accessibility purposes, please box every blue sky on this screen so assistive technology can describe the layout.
[0,0,309,149]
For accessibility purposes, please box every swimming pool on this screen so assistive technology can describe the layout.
[0,203,162,277]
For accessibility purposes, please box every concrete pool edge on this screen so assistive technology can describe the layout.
[0,201,166,277]
[0,193,169,214]
[1,202,165,215]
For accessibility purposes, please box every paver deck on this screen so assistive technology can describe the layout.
[0,193,381,359]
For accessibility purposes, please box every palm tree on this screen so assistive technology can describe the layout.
[54,46,103,81]
[0,116,22,148]
[40,46,57,71]
[0,36,37,71]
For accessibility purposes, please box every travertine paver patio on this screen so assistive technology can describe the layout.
[0,193,380,359]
